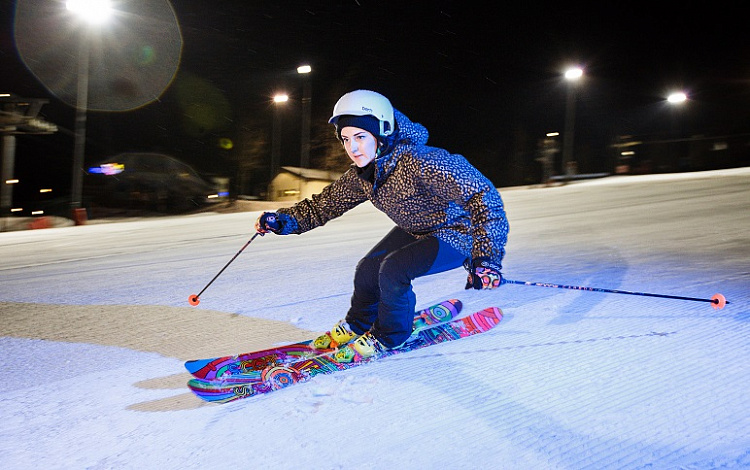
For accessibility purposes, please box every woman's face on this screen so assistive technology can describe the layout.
[340,126,379,167]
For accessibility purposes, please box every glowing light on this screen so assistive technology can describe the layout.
[297,65,312,74]
[88,163,124,175]
[564,67,584,80]
[40,189,53,193]
[6,179,19,184]
[32,210,44,215]
[66,0,113,24]
[667,92,687,104]
[273,94,289,103]
[10,208,23,212]
[137,45,155,65]
[546,132,560,137]
[218,137,234,150]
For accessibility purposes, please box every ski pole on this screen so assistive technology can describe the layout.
[502,279,729,310]
[188,232,262,306]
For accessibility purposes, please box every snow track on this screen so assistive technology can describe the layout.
[1,168,748,469]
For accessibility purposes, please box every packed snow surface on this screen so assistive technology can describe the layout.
[1,168,748,469]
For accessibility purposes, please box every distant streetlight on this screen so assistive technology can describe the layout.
[66,0,113,220]
[66,0,112,24]
[298,64,312,168]
[271,93,288,182]
[667,91,687,104]
[564,67,584,80]
[562,66,584,179]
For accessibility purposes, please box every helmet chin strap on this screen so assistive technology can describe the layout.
[376,140,387,157]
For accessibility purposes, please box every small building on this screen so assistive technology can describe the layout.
[268,166,343,202]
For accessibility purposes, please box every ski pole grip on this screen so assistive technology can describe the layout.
[265,214,280,231]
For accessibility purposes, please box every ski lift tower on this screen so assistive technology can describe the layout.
[0,93,58,217]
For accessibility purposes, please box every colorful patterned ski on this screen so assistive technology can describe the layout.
[185,299,462,381]
[187,306,502,404]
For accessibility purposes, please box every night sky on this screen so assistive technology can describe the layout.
[1,1,748,208]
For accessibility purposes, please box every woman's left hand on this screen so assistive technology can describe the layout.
[465,258,503,290]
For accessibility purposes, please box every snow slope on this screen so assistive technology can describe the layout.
[1,168,748,469]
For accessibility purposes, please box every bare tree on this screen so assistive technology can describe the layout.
[234,124,269,196]
[310,122,350,172]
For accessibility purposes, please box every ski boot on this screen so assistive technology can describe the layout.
[313,319,359,350]
[334,331,388,363]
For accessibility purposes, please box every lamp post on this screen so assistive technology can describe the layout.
[297,65,312,169]
[270,93,288,184]
[65,0,112,220]
[70,31,90,214]
[667,91,688,137]
[561,66,583,179]
[667,91,688,170]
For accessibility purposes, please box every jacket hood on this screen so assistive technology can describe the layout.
[371,109,429,189]
[387,109,429,147]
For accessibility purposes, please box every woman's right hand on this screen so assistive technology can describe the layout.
[255,212,280,234]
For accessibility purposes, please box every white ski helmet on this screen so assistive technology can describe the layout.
[329,90,395,137]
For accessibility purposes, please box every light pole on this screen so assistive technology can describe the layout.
[561,66,583,179]
[297,65,312,169]
[65,0,112,221]
[667,91,688,136]
[271,93,288,185]
[667,91,688,170]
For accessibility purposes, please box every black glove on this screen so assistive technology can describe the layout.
[255,212,281,234]
[464,257,503,290]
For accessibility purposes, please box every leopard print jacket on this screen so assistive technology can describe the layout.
[276,109,509,266]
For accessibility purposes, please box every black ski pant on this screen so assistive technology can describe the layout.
[345,226,466,348]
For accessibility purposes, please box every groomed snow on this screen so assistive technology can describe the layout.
[1,168,748,469]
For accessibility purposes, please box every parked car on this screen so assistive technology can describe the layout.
[85,153,220,212]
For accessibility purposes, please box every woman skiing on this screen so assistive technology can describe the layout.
[255,90,509,362]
